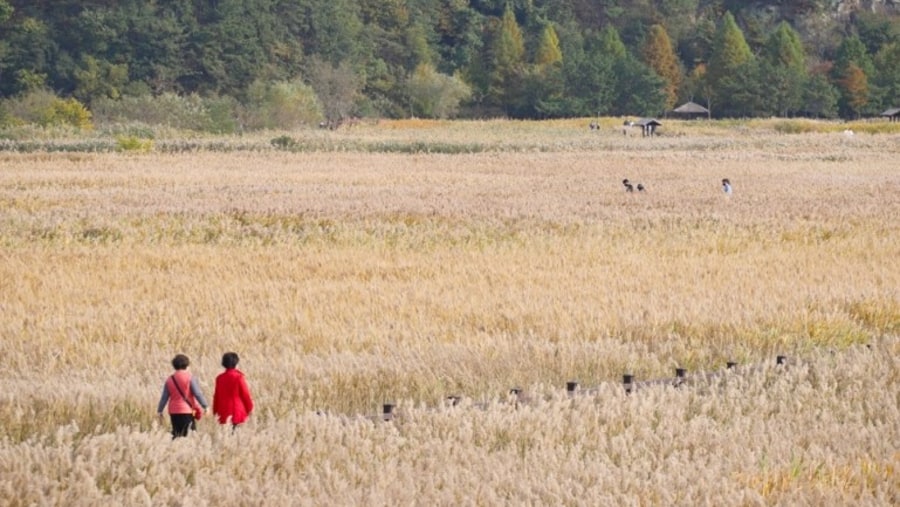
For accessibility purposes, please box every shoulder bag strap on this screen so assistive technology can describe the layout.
[169,375,195,408]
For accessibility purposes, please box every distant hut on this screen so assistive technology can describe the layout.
[635,118,662,137]
[672,101,710,120]
[881,107,900,122]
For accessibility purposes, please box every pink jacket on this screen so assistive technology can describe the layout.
[164,371,200,415]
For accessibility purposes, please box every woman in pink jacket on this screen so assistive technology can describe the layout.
[157,354,208,439]
[213,352,254,428]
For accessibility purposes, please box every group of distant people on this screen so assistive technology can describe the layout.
[157,352,254,438]
[621,179,645,192]
[621,178,733,194]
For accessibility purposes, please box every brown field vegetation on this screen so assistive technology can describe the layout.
[1,119,898,504]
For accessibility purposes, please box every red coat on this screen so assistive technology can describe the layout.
[213,368,254,425]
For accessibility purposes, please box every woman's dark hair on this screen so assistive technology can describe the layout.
[222,352,240,369]
[172,354,190,370]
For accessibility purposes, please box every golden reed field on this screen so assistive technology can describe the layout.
[1,119,898,505]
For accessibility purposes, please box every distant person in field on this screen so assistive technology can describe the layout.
[213,352,255,429]
[157,354,208,439]
[722,178,732,195]
[622,179,634,192]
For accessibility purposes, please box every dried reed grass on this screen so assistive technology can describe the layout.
[0,122,898,504]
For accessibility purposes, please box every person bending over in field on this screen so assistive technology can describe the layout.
[213,352,255,430]
[157,354,208,439]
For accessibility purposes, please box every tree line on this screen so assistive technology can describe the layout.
[0,0,898,131]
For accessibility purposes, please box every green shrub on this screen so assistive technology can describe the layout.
[46,98,93,130]
[92,93,239,133]
[116,135,154,152]
[270,135,298,150]
[241,79,324,130]
[204,95,239,134]
[2,90,93,130]
[407,64,472,119]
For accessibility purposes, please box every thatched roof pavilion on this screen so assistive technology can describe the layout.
[672,101,710,119]
[881,107,900,122]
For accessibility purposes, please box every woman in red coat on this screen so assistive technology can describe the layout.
[213,352,254,428]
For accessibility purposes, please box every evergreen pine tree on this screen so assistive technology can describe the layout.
[801,73,840,118]
[597,26,627,60]
[873,42,900,110]
[560,30,616,117]
[707,12,756,117]
[535,24,563,67]
[489,4,525,113]
[832,35,876,118]
[707,12,752,87]
[640,24,682,111]
[761,21,806,117]
[525,24,565,118]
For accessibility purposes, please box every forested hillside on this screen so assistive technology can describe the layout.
[0,0,898,130]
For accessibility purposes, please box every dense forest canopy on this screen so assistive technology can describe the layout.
[0,0,898,130]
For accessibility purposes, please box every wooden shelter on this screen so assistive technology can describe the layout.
[881,107,900,122]
[671,101,710,119]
